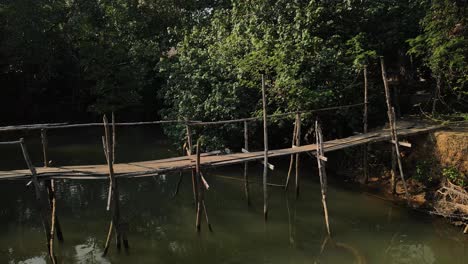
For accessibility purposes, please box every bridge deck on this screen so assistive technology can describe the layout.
[0,123,442,180]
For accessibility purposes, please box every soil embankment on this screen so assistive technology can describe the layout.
[364,128,468,232]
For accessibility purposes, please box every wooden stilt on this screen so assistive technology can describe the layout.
[112,112,116,164]
[243,120,250,206]
[315,121,331,236]
[380,58,409,201]
[391,107,409,200]
[194,139,211,232]
[102,115,123,256]
[41,129,48,168]
[362,66,369,184]
[186,123,198,207]
[284,118,297,190]
[19,138,56,262]
[261,74,269,221]
[295,113,301,199]
[195,139,202,231]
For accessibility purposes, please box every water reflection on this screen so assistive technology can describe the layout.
[75,238,110,264]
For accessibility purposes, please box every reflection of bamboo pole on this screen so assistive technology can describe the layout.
[318,236,367,264]
[172,144,186,198]
[285,195,295,245]
[261,74,269,221]
[315,121,331,236]
[243,121,250,206]
[335,242,367,264]
[103,221,114,256]
[49,182,57,264]
[46,179,64,244]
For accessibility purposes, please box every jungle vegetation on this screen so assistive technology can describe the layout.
[0,0,466,145]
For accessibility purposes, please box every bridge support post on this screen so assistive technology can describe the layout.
[261,74,269,221]
[295,113,301,199]
[20,138,57,263]
[362,66,369,184]
[284,116,298,190]
[315,121,331,236]
[380,57,409,201]
[41,129,49,168]
[195,139,212,232]
[243,121,250,206]
[185,123,198,208]
[102,115,129,256]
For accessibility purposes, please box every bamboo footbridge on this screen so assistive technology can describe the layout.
[0,122,442,181]
[0,60,447,262]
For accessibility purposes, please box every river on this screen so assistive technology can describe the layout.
[0,126,466,263]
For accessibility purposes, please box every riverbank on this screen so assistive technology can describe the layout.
[361,128,468,233]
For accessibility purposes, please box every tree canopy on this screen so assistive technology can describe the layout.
[0,0,466,137]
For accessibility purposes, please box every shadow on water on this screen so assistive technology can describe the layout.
[0,126,467,263]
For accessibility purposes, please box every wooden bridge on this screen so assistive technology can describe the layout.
[0,61,447,262]
[0,121,442,181]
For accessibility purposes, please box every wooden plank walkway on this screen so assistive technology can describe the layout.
[0,123,443,180]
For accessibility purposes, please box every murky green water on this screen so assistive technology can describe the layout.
[0,127,467,263]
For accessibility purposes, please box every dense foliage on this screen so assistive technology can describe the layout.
[0,0,466,145]
[0,0,226,123]
[408,0,467,113]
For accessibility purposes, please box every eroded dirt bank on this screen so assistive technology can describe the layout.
[335,128,468,232]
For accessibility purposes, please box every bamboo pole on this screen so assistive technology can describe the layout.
[194,139,212,231]
[380,57,409,201]
[19,138,56,262]
[316,121,331,236]
[284,118,297,190]
[391,107,409,200]
[186,123,198,207]
[362,66,369,184]
[41,129,48,168]
[0,103,365,132]
[295,113,301,199]
[261,74,269,221]
[112,112,116,164]
[243,120,250,206]
[195,139,202,231]
[102,115,123,255]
